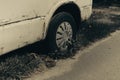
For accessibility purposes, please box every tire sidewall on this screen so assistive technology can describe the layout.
[47,12,77,52]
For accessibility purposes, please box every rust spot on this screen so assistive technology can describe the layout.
[22,15,29,18]
[24,41,29,45]
[1,47,4,50]
[0,47,4,53]
[37,37,41,41]
[18,45,21,48]
[42,22,46,39]
[22,15,26,18]
[19,36,22,39]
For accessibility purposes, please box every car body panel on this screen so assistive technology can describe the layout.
[0,0,53,26]
[0,0,92,55]
[0,18,45,55]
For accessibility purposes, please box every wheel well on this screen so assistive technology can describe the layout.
[52,3,81,29]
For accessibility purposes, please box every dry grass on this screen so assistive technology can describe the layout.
[0,44,56,80]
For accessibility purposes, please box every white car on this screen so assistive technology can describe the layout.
[0,0,92,55]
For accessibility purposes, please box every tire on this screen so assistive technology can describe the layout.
[46,12,77,53]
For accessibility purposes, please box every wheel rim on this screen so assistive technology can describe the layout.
[56,21,73,51]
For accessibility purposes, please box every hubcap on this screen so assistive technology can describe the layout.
[56,22,73,51]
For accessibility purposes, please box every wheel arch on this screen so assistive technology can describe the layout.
[43,1,81,39]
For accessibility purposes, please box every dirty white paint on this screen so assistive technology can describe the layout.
[0,0,54,25]
[76,0,93,20]
[0,18,44,55]
[0,0,92,55]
